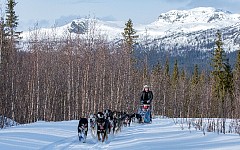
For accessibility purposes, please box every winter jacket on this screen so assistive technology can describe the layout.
[140,91,153,104]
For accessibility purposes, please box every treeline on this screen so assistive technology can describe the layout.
[1,1,240,128]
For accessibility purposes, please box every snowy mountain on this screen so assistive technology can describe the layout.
[1,118,240,150]
[22,18,124,41]
[143,7,240,52]
[22,7,240,52]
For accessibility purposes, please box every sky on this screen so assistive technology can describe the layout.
[1,0,240,31]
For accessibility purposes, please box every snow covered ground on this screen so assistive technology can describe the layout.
[1,118,240,150]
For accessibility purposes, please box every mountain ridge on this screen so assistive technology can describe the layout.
[22,7,240,52]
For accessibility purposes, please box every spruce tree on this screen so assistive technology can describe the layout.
[234,50,240,118]
[224,59,234,117]
[211,31,229,119]
[122,19,138,54]
[191,64,201,117]
[172,60,179,86]
[171,60,179,117]
[180,69,186,81]
[5,0,21,40]
[163,58,170,116]
[192,64,199,85]
[234,50,240,84]
[164,58,170,79]
[122,19,138,108]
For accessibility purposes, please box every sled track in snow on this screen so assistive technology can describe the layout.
[40,130,114,150]
[39,118,167,150]
[39,135,77,150]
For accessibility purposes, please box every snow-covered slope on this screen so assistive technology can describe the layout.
[142,7,240,52]
[147,7,240,35]
[21,18,125,41]
[1,118,240,150]
[21,7,240,52]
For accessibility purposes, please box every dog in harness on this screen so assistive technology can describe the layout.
[104,109,113,134]
[96,112,108,142]
[78,118,88,143]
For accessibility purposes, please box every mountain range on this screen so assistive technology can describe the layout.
[22,7,240,71]
[22,7,240,51]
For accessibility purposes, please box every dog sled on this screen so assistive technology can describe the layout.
[138,104,151,123]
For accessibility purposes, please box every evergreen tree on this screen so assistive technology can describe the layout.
[211,31,231,119]
[211,31,226,73]
[234,50,240,83]
[190,64,201,117]
[151,62,162,114]
[171,60,179,117]
[179,69,188,117]
[191,64,199,85]
[122,19,138,53]
[164,58,170,78]
[172,60,179,86]
[224,59,234,117]
[180,69,186,81]
[162,58,170,116]
[152,62,161,77]
[5,0,21,40]
[122,19,139,108]
[234,50,240,118]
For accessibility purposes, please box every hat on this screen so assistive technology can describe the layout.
[143,85,150,88]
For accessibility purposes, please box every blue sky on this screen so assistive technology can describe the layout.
[3,0,240,31]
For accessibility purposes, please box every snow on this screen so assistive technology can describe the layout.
[146,7,240,39]
[20,7,240,53]
[0,116,19,128]
[21,7,240,41]
[1,118,240,150]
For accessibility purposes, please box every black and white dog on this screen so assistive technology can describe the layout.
[122,113,131,127]
[131,113,143,123]
[78,118,88,143]
[112,111,123,134]
[103,109,113,134]
[96,112,108,142]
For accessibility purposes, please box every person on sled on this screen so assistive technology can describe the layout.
[140,85,153,121]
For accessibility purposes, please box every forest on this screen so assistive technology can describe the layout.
[0,0,240,134]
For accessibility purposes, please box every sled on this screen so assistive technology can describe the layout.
[138,104,151,123]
